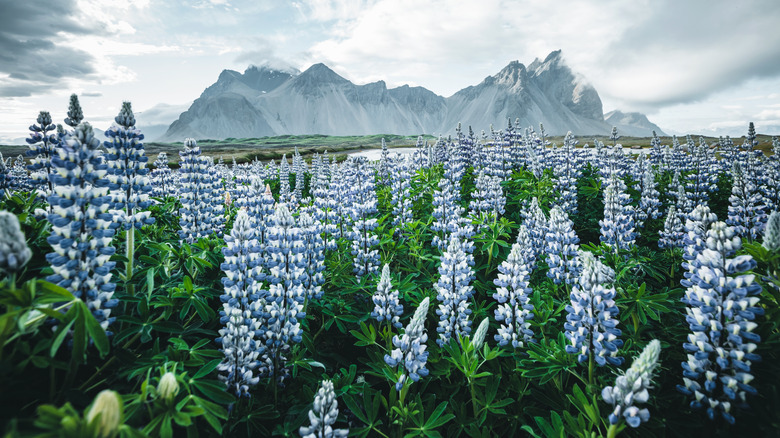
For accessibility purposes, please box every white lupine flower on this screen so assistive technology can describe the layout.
[299,380,348,438]
[602,340,661,428]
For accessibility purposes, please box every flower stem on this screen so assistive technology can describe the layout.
[607,424,618,438]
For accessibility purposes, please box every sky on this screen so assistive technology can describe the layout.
[1,0,780,143]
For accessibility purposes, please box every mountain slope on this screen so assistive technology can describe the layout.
[604,110,668,137]
[160,52,665,141]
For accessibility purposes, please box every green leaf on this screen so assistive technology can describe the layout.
[81,301,110,357]
[192,380,236,405]
[192,359,221,379]
[50,317,75,357]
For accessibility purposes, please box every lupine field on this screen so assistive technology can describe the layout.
[1,95,779,438]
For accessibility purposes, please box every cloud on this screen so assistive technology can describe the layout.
[81,92,103,97]
[0,1,101,96]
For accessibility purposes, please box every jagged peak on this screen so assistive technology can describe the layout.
[299,63,349,83]
[244,63,300,76]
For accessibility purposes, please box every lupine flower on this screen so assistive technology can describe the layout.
[600,174,636,254]
[279,154,291,204]
[25,111,58,200]
[103,102,155,231]
[728,162,767,241]
[45,123,118,331]
[178,139,226,243]
[552,132,583,215]
[371,264,403,329]
[150,152,174,197]
[764,211,780,252]
[298,212,326,301]
[659,205,685,249]
[328,162,353,240]
[0,211,32,274]
[521,197,548,266]
[312,163,338,250]
[493,233,535,349]
[435,235,475,347]
[469,171,505,225]
[216,210,265,397]
[389,154,413,231]
[349,157,380,277]
[636,166,662,229]
[431,171,464,250]
[299,380,349,438]
[9,154,32,193]
[678,221,763,424]
[259,203,306,384]
[545,205,581,285]
[564,251,623,366]
[385,297,430,391]
[602,340,662,428]
[0,154,12,197]
[681,205,718,281]
[64,94,84,127]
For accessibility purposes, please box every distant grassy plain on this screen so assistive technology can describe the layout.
[1,133,776,166]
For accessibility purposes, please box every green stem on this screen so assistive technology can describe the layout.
[607,424,618,438]
[468,377,479,417]
[588,354,594,388]
[126,228,135,297]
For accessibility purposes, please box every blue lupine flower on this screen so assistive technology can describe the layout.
[299,380,349,438]
[469,171,505,226]
[150,152,175,198]
[259,203,306,384]
[678,221,763,424]
[349,157,380,277]
[545,205,581,285]
[659,205,685,249]
[25,111,59,200]
[278,154,292,204]
[372,264,403,329]
[686,138,719,206]
[602,340,662,428]
[435,235,475,347]
[103,102,155,231]
[312,160,338,250]
[493,230,535,349]
[389,155,413,232]
[521,197,548,266]
[298,211,326,301]
[552,132,583,215]
[385,297,430,391]
[0,154,11,197]
[7,154,32,193]
[328,162,353,241]
[0,211,32,274]
[636,166,662,229]
[216,209,265,397]
[64,94,84,127]
[600,174,636,254]
[764,211,780,252]
[432,176,465,250]
[178,139,226,243]
[681,205,718,279]
[564,251,623,366]
[728,162,767,241]
[45,123,119,331]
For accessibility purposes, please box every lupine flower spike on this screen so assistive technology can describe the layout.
[602,339,662,432]
[299,380,349,438]
[385,297,430,391]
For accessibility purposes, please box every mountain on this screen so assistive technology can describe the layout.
[443,51,608,135]
[159,51,665,141]
[604,110,667,137]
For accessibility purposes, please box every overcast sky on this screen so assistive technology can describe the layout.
[1,0,779,143]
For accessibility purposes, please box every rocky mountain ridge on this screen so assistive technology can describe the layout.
[159,51,664,141]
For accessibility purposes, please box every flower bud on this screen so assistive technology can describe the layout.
[472,318,489,351]
[157,372,180,402]
[763,211,780,252]
[86,390,123,438]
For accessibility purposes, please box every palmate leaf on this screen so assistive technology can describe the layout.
[519,332,577,385]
